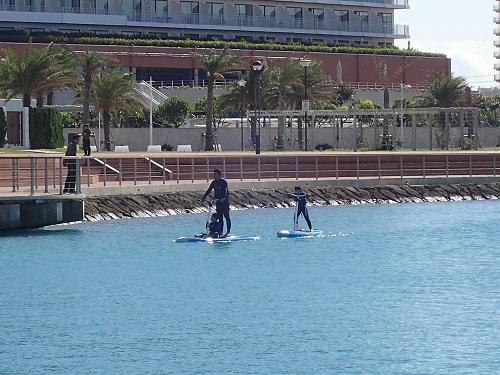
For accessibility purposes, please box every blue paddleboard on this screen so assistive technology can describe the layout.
[175,235,260,243]
[277,229,323,238]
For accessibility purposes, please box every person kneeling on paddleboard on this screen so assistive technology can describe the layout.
[291,186,313,231]
[201,169,231,237]
[205,213,223,238]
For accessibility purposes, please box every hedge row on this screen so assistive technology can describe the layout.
[30,107,64,149]
[0,30,446,58]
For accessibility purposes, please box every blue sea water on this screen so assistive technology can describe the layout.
[1,201,500,374]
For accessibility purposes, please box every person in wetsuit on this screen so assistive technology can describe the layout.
[202,169,231,237]
[206,213,223,238]
[82,124,92,156]
[291,186,312,231]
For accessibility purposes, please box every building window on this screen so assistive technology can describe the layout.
[208,2,223,16]
[207,34,223,39]
[59,28,80,33]
[287,7,302,19]
[59,0,79,8]
[181,1,199,14]
[334,10,349,22]
[258,5,275,17]
[308,8,324,20]
[235,4,251,16]
[183,33,199,39]
[378,13,392,24]
[354,11,368,23]
[154,0,167,12]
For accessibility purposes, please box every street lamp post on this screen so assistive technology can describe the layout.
[400,82,412,140]
[299,58,311,151]
[237,78,247,152]
[252,61,263,155]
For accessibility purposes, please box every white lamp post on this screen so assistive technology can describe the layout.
[400,82,412,140]
[237,78,247,152]
[252,61,263,155]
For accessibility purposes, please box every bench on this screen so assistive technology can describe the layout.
[147,145,162,153]
[177,144,192,152]
[114,145,130,152]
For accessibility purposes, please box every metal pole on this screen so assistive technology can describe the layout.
[494,155,497,177]
[30,158,35,196]
[176,158,180,184]
[59,158,63,195]
[240,157,243,181]
[356,156,360,179]
[148,158,152,185]
[11,159,15,193]
[191,158,194,183]
[336,156,339,180]
[119,158,122,186]
[53,158,56,188]
[98,111,101,151]
[149,76,153,146]
[400,154,403,179]
[103,158,107,186]
[277,156,280,181]
[206,158,209,182]
[256,74,261,155]
[315,156,319,180]
[240,86,244,151]
[295,156,299,180]
[422,156,426,178]
[469,154,472,177]
[162,158,166,184]
[257,156,261,181]
[378,156,381,179]
[44,158,49,193]
[445,155,449,177]
[75,159,81,194]
[87,158,90,188]
[304,66,308,151]
[400,81,404,139]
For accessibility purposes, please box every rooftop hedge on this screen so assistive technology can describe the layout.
[0,30,446,58]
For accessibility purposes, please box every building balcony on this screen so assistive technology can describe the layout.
[0,5,409,39]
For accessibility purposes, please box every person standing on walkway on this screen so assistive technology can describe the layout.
[201,169,231,237]
[63,135,80,193]
[82,124,92,156]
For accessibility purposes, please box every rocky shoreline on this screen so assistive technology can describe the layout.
[84,183,500,221]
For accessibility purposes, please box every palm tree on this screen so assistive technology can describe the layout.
[195,49,240,151]
[262,60,302,150]
[92,71,143,151]
[419,74,467,107]
[0,42,78,147]
[78,51,114,127]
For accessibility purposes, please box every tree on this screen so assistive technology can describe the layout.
[195,95,230,129]
[154,97,193,128]
[419,74,467,108]
[0,42,78,148]
[476,95,500,126]
[0,107,6,148]
[78,51,114,128]
[92,71,143,151]
[334,84,355,106]
[194,49,241,150]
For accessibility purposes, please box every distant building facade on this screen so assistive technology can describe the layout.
[0,0,409,45]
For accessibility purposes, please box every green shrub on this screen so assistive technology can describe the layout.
[0,30,446,58]
[154,97,193,128]
[0,108,6,148]
[30,107,64,149]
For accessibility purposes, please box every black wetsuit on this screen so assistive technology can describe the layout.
[202,178,231,234]
[63,142,78,193]
[292,192,312,230]
[82,128,91,156]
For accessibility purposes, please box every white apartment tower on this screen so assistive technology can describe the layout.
[0,0,409,46]
[496,0,500,81]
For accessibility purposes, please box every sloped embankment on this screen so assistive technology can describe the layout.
[84,183,500,221]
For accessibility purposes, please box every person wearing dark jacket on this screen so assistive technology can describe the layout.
[82,124,92,156]
[63,135,80,193]
[206,213,223,238]
[201,169,231,237]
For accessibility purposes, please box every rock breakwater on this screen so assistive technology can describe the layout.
[84,183,500,221]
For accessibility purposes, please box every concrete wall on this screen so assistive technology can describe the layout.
[64,126,500,152]
[0,197,84,230]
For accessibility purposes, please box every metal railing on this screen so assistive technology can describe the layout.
[0,5,409,37]
[2,153,500,197]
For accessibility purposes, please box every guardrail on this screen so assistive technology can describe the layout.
[2,153,500,197]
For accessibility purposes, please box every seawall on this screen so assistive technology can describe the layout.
[84,182,500,221]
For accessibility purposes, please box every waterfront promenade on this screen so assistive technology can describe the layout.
[2,150,500,197]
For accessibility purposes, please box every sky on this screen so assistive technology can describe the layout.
[395,0,496,88]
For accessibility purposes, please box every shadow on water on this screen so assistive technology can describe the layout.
[0,228,83,238]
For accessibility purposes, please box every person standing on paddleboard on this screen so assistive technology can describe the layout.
[291,186,313,231]
[202,169,231,237]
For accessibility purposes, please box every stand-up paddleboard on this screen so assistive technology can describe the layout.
[176,201,259,243]
[277,229,323,238]
[175,235,260,243]
[278,194,323,238]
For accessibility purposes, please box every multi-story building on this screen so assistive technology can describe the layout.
[495,0,500,82]
[0,0,409,46]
